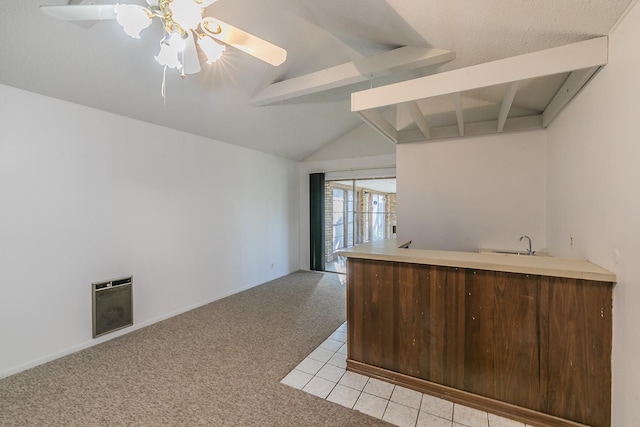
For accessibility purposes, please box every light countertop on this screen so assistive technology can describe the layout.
[338,239,616,282]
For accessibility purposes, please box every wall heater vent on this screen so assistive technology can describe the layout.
[92,276,133,338]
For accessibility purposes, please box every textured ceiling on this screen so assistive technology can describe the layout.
[0,0,633,160]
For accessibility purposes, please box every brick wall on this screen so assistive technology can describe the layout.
[324,183,335,263]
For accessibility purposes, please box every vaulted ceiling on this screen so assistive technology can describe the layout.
[0,0,633,160]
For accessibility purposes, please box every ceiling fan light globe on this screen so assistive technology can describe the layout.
[168,32,187,52]
[114,4,151,39]
[182,30,202,74]
[198,35,225,63]
[155,42,181,69]
[169,0,203,30]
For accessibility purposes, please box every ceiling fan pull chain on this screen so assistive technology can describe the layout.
[161,65,168,107]
[180,50,186,79]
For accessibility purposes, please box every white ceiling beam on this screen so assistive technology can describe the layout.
[398,115,543,143]
[542,67,600,127]
[454,92,464,136]
[351,36,608,112]
[497,81,519,132]
[250,46,455,106]
[405,102,431,140]
[355,110,398,144]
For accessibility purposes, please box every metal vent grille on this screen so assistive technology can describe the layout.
[92,276,133,338]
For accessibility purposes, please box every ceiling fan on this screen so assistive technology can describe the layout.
[40,0,287,77]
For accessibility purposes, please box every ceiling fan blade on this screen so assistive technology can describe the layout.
[40,5,117,21]
[201,17,286,66]
[183,31,202,75]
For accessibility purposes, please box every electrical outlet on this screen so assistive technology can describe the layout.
[271,263,275,268]
[570,235,574,249]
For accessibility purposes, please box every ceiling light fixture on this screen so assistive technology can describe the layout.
[42,0,286,79]
[115,0,228,76]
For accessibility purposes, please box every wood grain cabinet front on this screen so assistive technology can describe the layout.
[346,258,612,427]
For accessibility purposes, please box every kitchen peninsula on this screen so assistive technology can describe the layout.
[339,240,615,427]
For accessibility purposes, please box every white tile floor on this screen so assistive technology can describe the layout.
[282,322,534,427]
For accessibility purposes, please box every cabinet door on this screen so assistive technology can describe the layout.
[464,270,548,410]
[347,258,395,368]
[547,277,612,427]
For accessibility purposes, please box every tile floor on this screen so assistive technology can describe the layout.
[281,321,534,427]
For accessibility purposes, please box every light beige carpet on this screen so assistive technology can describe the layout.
[0,271,388,426]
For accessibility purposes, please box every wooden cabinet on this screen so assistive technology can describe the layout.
[346,258,613,427]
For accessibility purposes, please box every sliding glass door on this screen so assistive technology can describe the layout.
[324,178,396,274]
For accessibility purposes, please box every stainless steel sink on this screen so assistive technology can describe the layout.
[492,250,530,255]
[480,249,550,257]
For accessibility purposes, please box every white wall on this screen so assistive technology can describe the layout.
[545,2,640,424]
[299,154,396,270]
[303,123,395,162]
[0,85,300,377]
[396,131,546,252]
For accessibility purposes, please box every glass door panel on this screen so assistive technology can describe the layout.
[324,178,396,274]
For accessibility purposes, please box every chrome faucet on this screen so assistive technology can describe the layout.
[519,235,534,255]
